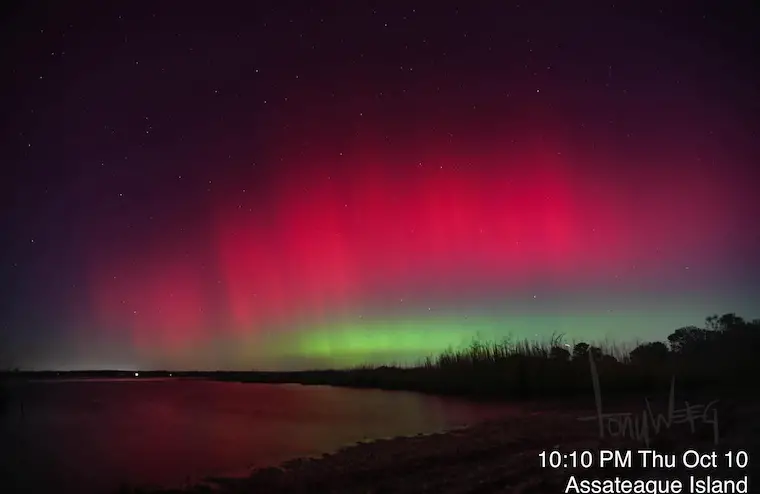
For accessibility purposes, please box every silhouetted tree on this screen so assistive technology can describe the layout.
[667,326,713,353]
[714,314,760,361]
[706,313,746,332]
[572,342,589,360]
[705,314,720,331]
[630,341,669,365]
[721,313,745,329]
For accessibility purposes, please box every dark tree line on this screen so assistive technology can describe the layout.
[545,312,760,379]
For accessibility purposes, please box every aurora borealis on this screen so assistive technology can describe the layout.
[3,2,759,370]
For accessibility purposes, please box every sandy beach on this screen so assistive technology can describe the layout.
[141,399,758,494]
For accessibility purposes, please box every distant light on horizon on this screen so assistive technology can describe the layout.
[134,372,139,377]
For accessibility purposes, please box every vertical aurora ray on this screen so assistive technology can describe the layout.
[5,3,758,370]
[78,129,756,369]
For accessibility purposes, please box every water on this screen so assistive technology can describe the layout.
[0,378,516,493]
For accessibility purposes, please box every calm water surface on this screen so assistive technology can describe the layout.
[1,378,518,493]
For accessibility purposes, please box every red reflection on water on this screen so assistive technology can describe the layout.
[2,379,514,493]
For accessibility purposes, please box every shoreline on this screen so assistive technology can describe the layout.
[138,411,598,494]
[135,396,758,494]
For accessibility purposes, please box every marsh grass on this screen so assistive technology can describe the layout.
[220,314,759,402]
[332,336,650,400]
[3,313,756,403]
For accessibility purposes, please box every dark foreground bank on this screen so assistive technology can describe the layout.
[127,396,759,494]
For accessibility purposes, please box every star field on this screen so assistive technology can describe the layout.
[2,1,759,370]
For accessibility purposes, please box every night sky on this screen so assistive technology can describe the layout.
[3,2,759,371]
